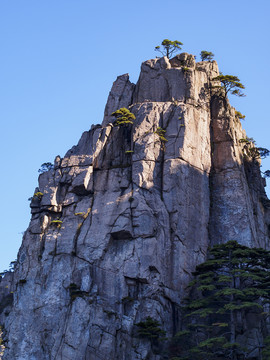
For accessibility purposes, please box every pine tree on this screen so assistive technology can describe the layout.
[155,39,183,59]
[111,107,136,126]
[212,74,245,98]
[200,51,214,61]
[170,241,270,360]
[235,110,246,121]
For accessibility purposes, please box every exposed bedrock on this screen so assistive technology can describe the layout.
[1,53,269,360]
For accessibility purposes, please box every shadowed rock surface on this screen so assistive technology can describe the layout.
[0,54,269,360]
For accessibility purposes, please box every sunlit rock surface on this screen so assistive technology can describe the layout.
[1,54,269,360]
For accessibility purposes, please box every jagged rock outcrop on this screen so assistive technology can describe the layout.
[1,54,269,360]
[103,74,135,126]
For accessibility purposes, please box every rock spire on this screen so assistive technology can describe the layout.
[0,53,269,360]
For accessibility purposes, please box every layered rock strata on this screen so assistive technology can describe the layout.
[1,53,269,360]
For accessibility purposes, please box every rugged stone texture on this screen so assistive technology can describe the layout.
[169,52,196,69]
[0,272,14,325]
[1,54,269,360]
[0,272,14,358]
[102,74,135,127]
[209,95,270,248]
[133,54,218,104]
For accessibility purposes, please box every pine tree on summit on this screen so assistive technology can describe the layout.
[155,39,183,59]
[200,50,214,61]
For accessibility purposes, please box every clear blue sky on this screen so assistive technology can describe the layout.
[1,0,270,271]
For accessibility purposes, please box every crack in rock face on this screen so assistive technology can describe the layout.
[1,53,269,360]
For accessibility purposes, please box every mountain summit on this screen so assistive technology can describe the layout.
[1,53,269,360]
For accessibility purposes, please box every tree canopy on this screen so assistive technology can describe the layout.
[200,51,214,61]
[212,74,245,98]
[235,110,246,121]
[38,162,54,173]
[239,137,270,161]
[169,241,270,360]
[155,39,183,59]
[263,170,270,178]
[111,107,136,126]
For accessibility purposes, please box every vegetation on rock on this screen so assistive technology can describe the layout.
[235,110,245,121]
[111,107,136,126]
[0,326,4,358]
[240,137,270,161]
[249,147,270,160]
[74,208,91,219]
[34,191,43,200]
[0,261,16,278]
[51,219,63,228]
[28,191,43,202]
[38,162,54,173]
[200,51,214,61]
[155,39,183,59]
[169,241,270,360]
[154,127,168,142]
[212,74,245,98]
[262,170,270,178]
[135,316,166,344]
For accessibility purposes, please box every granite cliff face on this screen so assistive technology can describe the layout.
[1,53,270,359]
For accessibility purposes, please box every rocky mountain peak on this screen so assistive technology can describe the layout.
[0,53,269,360]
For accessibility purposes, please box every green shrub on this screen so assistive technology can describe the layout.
[154,127,168,142]
[75,208,91,219]
[111,108,136,126]
[34,192,43,200]
[28,191,43,202]
[51,220,63,229]
[75,212,85,216]
[239,138,250,144]
[182,66,189,73]
[235,110,245,120]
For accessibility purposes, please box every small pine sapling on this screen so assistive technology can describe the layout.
[154,127,168,142]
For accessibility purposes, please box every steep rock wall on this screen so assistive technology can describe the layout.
[210,95,270,248]
[1,54,270,360]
